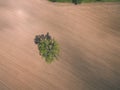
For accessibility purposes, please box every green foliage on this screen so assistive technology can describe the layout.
[35,33,60,63]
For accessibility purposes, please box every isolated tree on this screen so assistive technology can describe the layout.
[34,32,60,63]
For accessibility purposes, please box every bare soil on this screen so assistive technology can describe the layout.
[0,0,120,90]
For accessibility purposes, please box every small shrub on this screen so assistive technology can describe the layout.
[34,32,60,63]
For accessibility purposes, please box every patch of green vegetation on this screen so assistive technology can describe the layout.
[104,0,120,1]
[34,33,60,63]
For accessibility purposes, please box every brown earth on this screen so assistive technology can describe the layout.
[0,0,120,90]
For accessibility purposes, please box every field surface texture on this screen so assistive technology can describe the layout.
[0,0,120,90]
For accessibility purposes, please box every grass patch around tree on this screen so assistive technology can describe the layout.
[34,32,60,63]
